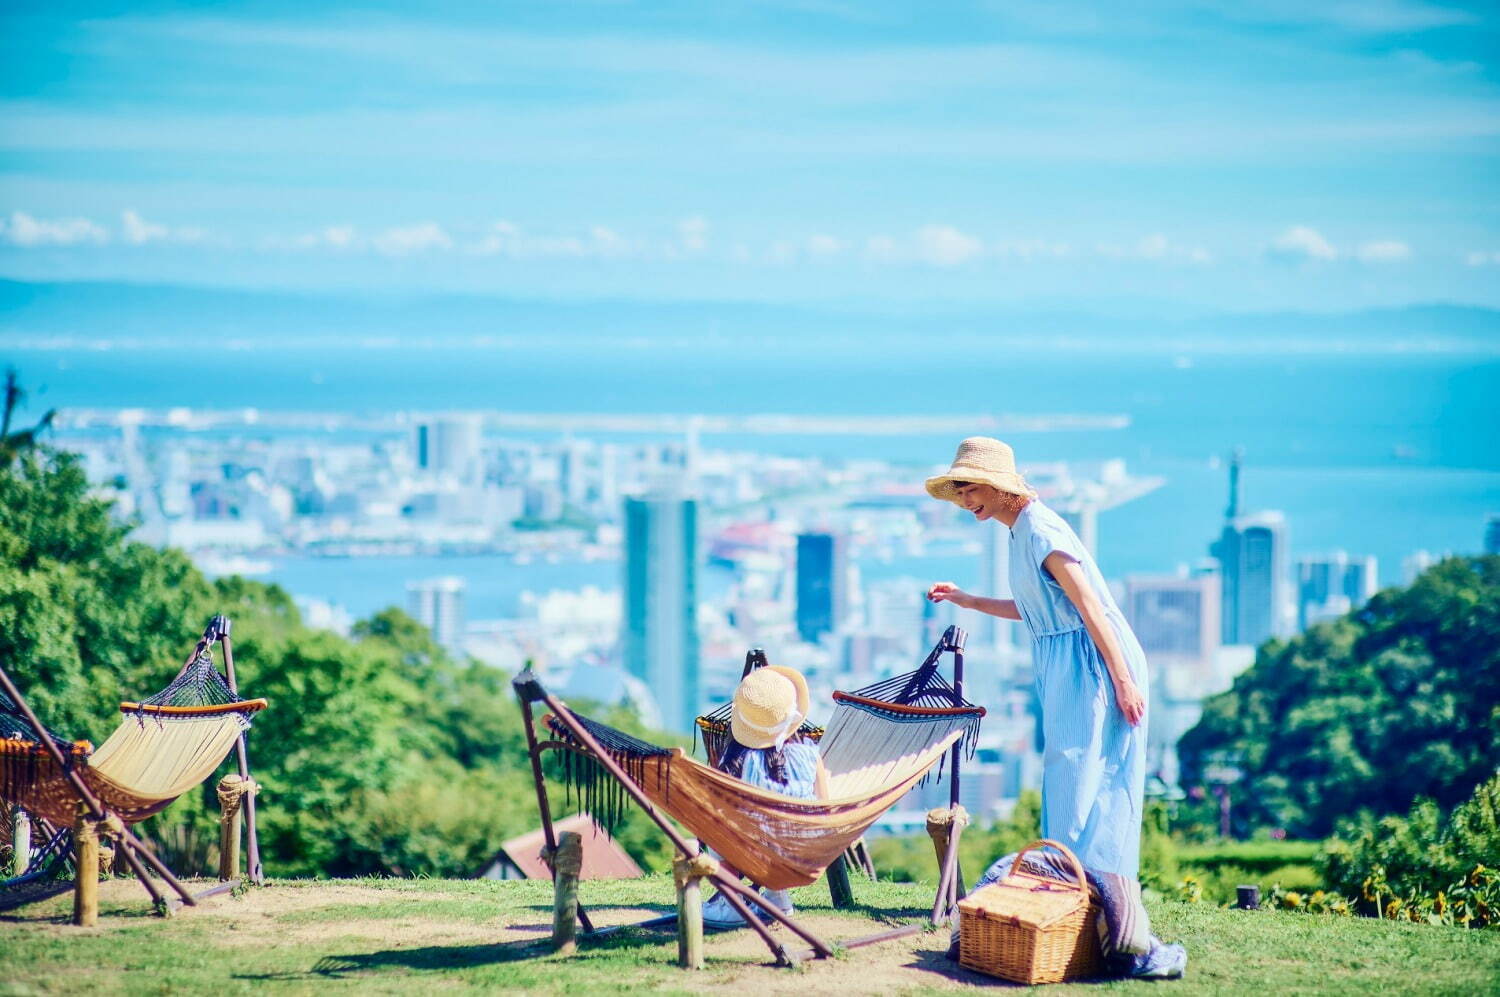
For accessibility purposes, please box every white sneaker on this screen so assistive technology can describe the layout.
[758,888,793,917]
[701,890,748,928]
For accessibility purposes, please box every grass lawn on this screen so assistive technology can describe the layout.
[1,874,1496,995]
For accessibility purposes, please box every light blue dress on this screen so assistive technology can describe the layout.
[738,741,821,799]
[1009,501,1149,879]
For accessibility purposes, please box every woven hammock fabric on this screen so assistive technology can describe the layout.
[819,698,981,798]
[548,711,962,890]
[0,649,264,827]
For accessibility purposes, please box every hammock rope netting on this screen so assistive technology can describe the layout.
[0,821,74,908]
[0,643,265,829]
[540,639,984,890]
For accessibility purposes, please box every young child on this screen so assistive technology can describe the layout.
[700,664,829,927]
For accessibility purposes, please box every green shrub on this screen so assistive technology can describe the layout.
[1322,774,1500,928]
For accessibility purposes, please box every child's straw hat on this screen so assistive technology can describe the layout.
[925,436,1036,504]
[731,666,811,751]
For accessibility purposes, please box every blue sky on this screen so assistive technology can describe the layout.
[1,1,1498,310]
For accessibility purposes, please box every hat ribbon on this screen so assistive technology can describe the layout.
[738,707,805,749]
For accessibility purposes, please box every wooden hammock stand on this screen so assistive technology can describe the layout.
[0,616,265,925]
[513,625,976,968]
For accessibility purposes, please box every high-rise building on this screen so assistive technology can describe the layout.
[559,440,589,508]
[1486,514,1500,555]
[1209,450,1289,646]
[1296,552,1378,630]
[407,576,466,654]
[622,495,700,733]
[413,414,483,480]
[1125,571,1221,663]
[1403,549,1436,584]
[795,532,847,644]
[981,523,1019,649]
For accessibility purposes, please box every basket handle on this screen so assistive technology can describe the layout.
[1000,838,1090,898]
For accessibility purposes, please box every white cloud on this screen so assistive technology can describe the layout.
[805,233,847,258]
[1356,239,1412,263]
[915,224,983,266]
[121,209,167,244]
[1466,250,1500,267]
[120,209,208,245]
[1267,225,1337,263]
[678,216,709,254]
[373,222,453,256]
[469,221,634,259]
[1,211,109,247]
[317,225,358,249]
[589,226,628,258]
[1097,233,1211,265]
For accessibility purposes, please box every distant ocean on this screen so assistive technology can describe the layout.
[7,340,1498,610]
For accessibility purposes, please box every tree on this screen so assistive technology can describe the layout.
[0,367,55,468]
[1179,556,1500,838]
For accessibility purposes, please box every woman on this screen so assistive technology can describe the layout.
[700,664,830,928]
[925,436,1185,978]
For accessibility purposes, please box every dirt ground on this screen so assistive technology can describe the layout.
[5,879,1003,993]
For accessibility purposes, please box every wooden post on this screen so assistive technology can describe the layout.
[11,805,30,877]
[73,805,98,927]
[550,830,583,955]
[216,775,254,881]
[218,623,264,886]
[826,853,855,910]
[674,855,705,970]
[516,685,595,934]
[927,805,969,925]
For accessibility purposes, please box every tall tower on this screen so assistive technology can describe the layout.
[406,576,466,655]
[622,495,700,733]
[413,414,483,481]
[1209,450,1289,646]
[795,532,847,644]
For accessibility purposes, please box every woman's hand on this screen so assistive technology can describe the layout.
[1112,676,1145,727]
[926,581,972,610]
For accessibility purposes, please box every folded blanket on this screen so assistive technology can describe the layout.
[957,849,1185,978]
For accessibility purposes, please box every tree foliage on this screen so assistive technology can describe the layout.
[1179,556,1500,837]
[1323,775,1500,928]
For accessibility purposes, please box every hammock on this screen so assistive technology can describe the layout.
[543,638,985,890]
[0,646,266,828]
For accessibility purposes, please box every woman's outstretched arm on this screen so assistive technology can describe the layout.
[926,581,1022,620]
[1044,552,1145,726]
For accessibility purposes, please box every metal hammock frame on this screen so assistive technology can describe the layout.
[0,616,266,923]
[514,625,980,967]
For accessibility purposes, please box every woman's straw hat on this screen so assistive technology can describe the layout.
[925,436,1036,504]
[731,665,811,751]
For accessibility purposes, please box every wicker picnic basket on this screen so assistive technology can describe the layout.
[956,838,1104,985]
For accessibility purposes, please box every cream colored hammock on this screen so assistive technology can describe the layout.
[543,655,984,890]
[0,650,265,828]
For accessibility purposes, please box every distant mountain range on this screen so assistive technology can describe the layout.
[2,279,1497,353]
